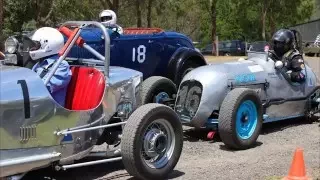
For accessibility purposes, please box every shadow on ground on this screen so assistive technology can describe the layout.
[182,117,319,150]
[22,158,185,180]
[260,117,318,135]
[125,170,185,180]
[23,160,126,180]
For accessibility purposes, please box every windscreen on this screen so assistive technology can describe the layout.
[247,51,269,60]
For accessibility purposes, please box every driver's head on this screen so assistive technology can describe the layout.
[29,27,64,61]
[271,29,295,57]
[99,10,117,26]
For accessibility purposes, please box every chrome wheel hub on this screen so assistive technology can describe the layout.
[144,129,167,158]
[141,119,175,169]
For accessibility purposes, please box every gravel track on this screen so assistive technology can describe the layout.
[22,57,320,180]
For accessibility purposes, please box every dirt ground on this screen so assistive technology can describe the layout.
[23,56,320,180]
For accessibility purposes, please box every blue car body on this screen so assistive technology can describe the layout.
[65,27,206,84]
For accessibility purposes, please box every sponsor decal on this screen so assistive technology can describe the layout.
[308,77,314,87]
[62,134,73,142]
[234,73,256,84]
[248,65,264,73]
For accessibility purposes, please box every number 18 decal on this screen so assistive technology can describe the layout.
[132,45,146,63]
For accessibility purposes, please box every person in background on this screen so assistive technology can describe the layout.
[99,9,124,35]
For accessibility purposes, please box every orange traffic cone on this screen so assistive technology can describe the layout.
[282,148,312,180]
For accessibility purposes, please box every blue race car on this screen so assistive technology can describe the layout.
[4,26,206,105]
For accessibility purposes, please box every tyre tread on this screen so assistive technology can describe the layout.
[121,103,183,180]
[141,76,177,105]
[219,88,262,150]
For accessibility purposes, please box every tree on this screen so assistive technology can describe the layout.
[198,0,218,55]
[136,0,142,27]
[3,0,29,35]
[147,0,153,27]
[0,0,3,34]
[0,0,3,51]
[261,0,268,40]
[28,0,56,28]
[1,0,315,48]
[100,0,120,14]
[258,0,314,40]
[210,0,217,55]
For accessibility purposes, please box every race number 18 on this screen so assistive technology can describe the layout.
[132,45,146,63]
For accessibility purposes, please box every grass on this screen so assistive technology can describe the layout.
[204,55,319,63]
[204,55,245,63]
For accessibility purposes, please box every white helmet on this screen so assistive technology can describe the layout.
[29,27,64,61]
[99,10,117,26]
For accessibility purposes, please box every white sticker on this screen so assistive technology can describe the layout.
[248,65,264,73]
[308,78,313,87]
[224,61,252,65]
[224,62,242,65]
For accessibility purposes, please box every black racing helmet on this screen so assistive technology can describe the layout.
[271,29,295,57]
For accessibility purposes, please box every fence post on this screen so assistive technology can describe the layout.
[215,36,219,56]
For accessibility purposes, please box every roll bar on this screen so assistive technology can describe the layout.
[44,21,110,85]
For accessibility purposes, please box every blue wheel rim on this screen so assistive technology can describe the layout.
[236,100,258,140]
[155,92,170,103]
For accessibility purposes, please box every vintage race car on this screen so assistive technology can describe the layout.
[4,25,206,106]
[174,31,320,150]
[0,21,183,180]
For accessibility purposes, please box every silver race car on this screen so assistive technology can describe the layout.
[0,21,183,180]
[174,32,320,150]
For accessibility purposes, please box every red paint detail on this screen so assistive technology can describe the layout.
[59,28,80,56]
[123,28,163,35]
[59,27,85,47]
[65,67,106,110]
[207,131,216,140]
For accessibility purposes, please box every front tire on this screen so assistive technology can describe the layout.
[121,104,183,180]
[218,88,263,150]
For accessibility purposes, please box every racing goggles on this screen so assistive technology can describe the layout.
[101,16,112,22]
[272,41,285,49]
[29,40,41,51]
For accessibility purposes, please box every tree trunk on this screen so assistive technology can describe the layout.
[0,0,3,52]
[0,0,3,35]
[210,0,217,55]
[269,11,276,39]
[34,0,55,28]
[147,0,153,27]
[101,0,119,14]
[113,0,119,14]
[261,0,267,41]
[136,0,142,27]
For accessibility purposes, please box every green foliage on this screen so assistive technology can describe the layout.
[1,0,316,44]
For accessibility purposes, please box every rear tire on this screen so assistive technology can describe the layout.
[218,88,263,150]
[121,104,183,180]
[175,60,201,85]
[141,76,177,105]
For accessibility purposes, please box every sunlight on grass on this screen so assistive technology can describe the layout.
[204,56,246,63]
